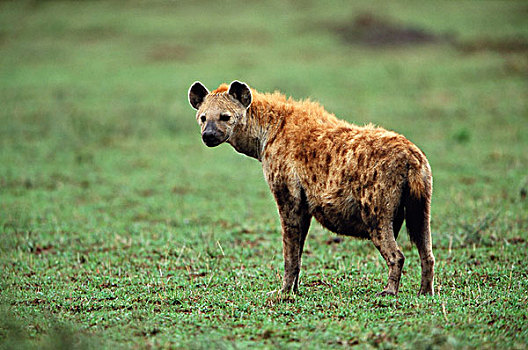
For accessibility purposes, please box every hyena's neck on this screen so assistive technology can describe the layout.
[228,91,287,161]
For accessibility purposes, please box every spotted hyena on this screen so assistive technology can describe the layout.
[188,80,435,296]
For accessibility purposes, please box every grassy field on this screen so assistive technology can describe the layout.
[1,1,527,348]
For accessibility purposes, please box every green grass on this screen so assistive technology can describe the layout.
[1,0,527,348]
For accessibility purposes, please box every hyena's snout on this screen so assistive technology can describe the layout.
[202,122,226,147]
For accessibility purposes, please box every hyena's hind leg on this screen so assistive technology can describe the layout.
[406,194,435,296]
[370,219,406,296]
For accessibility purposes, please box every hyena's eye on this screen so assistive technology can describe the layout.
[219,113,231,122]
[200,115,206,123]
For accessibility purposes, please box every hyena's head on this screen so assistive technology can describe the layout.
[188,80,252,147]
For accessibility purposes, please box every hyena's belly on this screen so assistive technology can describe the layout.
[310,200,370,238]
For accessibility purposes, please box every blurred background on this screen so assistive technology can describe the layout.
[1,0,526,236]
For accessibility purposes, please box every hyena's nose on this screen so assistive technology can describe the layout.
[202,121,224,147]
[202,130,216,143]
[202,130,218,147]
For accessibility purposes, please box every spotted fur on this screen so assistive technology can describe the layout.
[188,80,435,296]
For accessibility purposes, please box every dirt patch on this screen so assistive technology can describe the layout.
[331,13,444,47]
[30,244,55,255]
[146,44,189,62]
[330,12,528,54]
[325,237,343,245]
[455,37,528,54]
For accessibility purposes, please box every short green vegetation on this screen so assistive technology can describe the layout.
[1,1,527,349]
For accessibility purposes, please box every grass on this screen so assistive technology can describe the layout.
[1,0,527,348]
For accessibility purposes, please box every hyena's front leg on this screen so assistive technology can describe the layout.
[279,209,311,295]
[291,211,311,294]
[272,184,311,295]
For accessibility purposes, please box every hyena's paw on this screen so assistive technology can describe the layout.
[376,290,398,297]
[266,288,296,303]
[418,286,434,296]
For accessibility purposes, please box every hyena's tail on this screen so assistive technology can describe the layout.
[405,155,435,295]
[405,157,433,247]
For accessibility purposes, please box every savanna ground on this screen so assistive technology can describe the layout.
[1,1,527,349]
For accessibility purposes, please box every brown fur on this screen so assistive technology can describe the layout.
[188,80,435,296]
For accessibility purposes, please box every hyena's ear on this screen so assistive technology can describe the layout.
[188,81,209,110]
[228,80,252,109]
